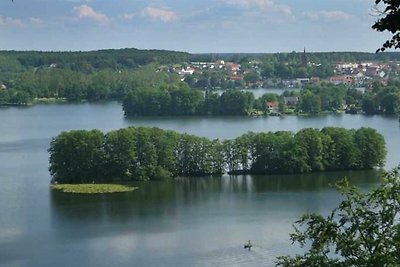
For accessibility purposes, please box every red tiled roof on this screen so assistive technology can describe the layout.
[266,101,279,107]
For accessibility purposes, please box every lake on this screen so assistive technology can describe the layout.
[0,102,398,267]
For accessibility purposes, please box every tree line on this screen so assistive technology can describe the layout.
[0,48,189,70]
[0,65,180,105]
[122,82,400,117]
[123,85,256,116]
[297,81,400,115]
[0,48,187,105]
[49,126,386,184]
[361,80,400,115]
[190,52,400,65]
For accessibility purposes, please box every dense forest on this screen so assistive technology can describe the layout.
[0,48,189,70]
[0,48,188,104]
[122,85,255,116]
[49,127,386,184]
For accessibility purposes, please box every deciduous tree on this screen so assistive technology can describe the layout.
[277,168,400,267]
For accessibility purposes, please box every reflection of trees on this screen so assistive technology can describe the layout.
[50,181,179,231]
[250,170,382,193]
[50,171,381,239]
[51,171,379,224]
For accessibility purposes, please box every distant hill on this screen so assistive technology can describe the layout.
[0,48,190,71]
[190,51,400,63]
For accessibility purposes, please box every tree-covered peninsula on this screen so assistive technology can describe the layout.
[48,127,386,184]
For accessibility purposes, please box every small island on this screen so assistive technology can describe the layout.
[48,126,387,184]
[51,184,137,194]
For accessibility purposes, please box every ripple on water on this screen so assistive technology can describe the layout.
[192,244,277,267]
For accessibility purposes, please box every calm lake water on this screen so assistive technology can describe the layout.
[0,102,398,267]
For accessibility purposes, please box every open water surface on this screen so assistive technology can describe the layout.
[0,102,398,266]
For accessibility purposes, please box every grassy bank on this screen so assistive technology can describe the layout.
[51,184,138,194]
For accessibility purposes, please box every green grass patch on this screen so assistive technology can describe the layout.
[51,184,138,194]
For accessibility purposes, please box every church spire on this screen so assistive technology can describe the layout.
[302,47,308,67]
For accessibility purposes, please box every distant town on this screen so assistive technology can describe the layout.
[159,50,394,90]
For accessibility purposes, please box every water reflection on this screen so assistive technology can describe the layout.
[50,170,382,228]
[1,102,398,267]
[251,170,382,192]
[48,171,382,266]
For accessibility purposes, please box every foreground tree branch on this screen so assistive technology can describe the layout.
[372,0,400,52]
[277,167,400,267]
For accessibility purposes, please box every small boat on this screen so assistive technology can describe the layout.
[244,240,252,250]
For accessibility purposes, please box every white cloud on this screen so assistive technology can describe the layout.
[0,16,23,27]
[73,4,109,24]
[222,0,272,8]
[141,7,178,22]
[121,13,136,20]
[191,7,211,17]
[28,17,45,26]
[221,0,292,15]
[0,16,46,28]
[303,10,353,21]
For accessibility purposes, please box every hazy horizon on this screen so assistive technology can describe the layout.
[1,47,398,55]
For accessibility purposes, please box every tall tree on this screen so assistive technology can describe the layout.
[48,130,105,183]
[354,127,387,169]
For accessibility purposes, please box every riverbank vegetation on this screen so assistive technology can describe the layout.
[48,126,386,184]
[51,184,138,194]
[122,81,400,116]
[277,167,400,267]
[123,84,255,116]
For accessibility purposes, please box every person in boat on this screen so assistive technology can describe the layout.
[244,240,252,250]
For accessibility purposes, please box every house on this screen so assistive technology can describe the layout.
[284,97,299,108]
[179,67,195,76]
[226,62,241,75]
[353,72,365,85]
[335,62,358,73]
[366,66,381,77]
[296,78,310,86]
[0,84,6,90]
[266,101,279,112]
[310,77,320,85]
[328,75,353,86]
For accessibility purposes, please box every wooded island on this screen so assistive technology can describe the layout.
[48,126,386,184]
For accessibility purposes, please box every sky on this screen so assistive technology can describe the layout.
[0,0,392,53]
